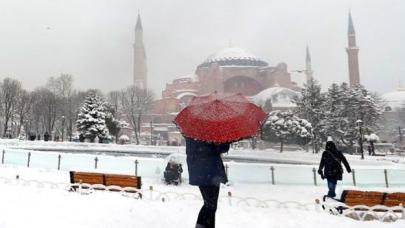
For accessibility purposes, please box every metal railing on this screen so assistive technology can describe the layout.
[2,149,405,187]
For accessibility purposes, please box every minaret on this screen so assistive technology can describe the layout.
[133,13,147,89]
[305,45,313,82]
[346,12,360,87]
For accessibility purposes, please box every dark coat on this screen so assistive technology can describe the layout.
[164,163,183,183]
[185,137,230,186]
[318,148,351,181]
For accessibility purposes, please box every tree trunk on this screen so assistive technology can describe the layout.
[3,118,9,138]
[280,140,284,153]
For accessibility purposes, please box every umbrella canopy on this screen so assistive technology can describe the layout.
[174,92,267,143]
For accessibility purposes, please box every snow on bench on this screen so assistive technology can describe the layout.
[69,171,142,196]
[316,190,405,222]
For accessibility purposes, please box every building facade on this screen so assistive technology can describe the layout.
[150,47,300,119]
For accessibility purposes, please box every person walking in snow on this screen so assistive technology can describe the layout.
[318,141,351,198]
[185,137,230,228]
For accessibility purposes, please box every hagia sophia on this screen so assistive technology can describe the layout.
[132,12,404,145]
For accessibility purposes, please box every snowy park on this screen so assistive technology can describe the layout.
[0,139,405,227]
[2,0,405,227]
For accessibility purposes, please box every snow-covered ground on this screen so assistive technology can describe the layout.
[0,166,404,228]
[1,139,404,165]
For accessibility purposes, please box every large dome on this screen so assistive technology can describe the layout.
[198,47,268,67]
[382,87,405,111]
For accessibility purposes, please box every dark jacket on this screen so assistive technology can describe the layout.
[165,163,183,176]
[185,137,230,186]
[318,142,351,180]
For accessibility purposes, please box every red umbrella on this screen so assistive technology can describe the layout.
[174,92,267,143]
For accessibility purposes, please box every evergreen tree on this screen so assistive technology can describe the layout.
[294,78,326,152]
[76,91,109,142]
[324,83,382,150]
[324,83,347,143]
[262,110,312,152]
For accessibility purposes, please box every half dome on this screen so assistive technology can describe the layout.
[382,87,405,111]
[250,86,300,108]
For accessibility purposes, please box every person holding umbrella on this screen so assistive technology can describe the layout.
[185,137,230,228]
[175,92,267,228]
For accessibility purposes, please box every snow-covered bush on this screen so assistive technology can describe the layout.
[365,133,379,142]
[119,135,130,144]
[262,110,312,152]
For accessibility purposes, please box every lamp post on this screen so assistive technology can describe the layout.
[61,116,65,142]
[356,119,364,159]
[150,121,153,145]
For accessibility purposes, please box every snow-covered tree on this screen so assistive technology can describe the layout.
[262,110,312,152]
[323,83,382,150]
[76,91,109,143]
[294,78,325,152]
[323,83,348,144]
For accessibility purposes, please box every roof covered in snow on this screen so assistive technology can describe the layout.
[382,87,405,110]
[250,86,300,108]
[199,47,268,67]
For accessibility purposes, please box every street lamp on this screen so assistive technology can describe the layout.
[150,121,153,145]
[356,119,364,159]
[61,116,65,142]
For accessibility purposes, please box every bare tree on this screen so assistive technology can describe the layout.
[32,88,59,135]
[120,86,154,144]
[67,90,87,140]
[49,74,74,141]
[0,78,22,137]
[107,91,121,115]
[15,90,34,137]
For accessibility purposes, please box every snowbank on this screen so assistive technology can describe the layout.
[0,166,404,228]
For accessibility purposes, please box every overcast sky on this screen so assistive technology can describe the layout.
[0,0,404,97]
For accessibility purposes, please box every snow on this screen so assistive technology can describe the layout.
[0,166,404,228]
[250,86,299,108]
[176,91,198,99]
[204,47,262,63]
[365,133,380,142]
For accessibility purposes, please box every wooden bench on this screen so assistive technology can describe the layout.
[340,190,405,210]
[69,171,142,193]
[318,190,405,214]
